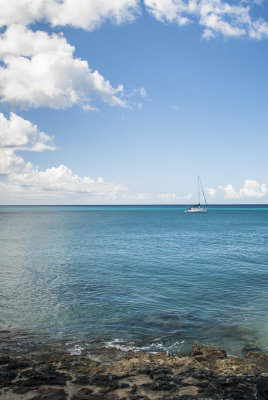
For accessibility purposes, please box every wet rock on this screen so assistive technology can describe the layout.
[71,387,114,400]
[245,351,268,360]
[12,385,34,394]
[88,373,117,387]
[117,382,130,389]
[16,364,71,387]
[70,388,93,400]
[197,374,266,400]
[142,381,177,392]
[0,365,18,386]
[100,381,130,393]
[147,366,173,380]
[123,396,150,400]
[2,344,268,400]
[0,356,11,365]
[242,344,263,355]
[190,344,227,361]
[128,384,137,394]
[256,375,268,400]
[30,387,67,400]
[72,375,91,385]
[161,396,197,400]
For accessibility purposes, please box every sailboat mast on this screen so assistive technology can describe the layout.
[198,175,200,205]
[199,178,207,207]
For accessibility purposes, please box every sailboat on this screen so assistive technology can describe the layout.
[185,176,208,213]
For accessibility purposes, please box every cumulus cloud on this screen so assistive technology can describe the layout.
[0,112,55,151]
[0,0,140,30]
[184,193,193,200]
[206,187,216,197]
[1,0,267,41]
[0,169,128,203]
[157,193,181,201]
[144,0,268,39]
[0,24,127,109]
[6,165,128,196]
[219,180,268,199]
[0,113,128,203]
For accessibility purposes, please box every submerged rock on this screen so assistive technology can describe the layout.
[190,344,227,361]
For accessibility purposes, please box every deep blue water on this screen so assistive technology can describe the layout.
[0,205,268,356]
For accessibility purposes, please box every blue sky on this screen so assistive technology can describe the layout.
[0,0,267,204]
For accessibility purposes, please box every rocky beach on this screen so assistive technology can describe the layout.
[1,344,268,400]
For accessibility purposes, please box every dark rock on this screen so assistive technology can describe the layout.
[190,368,213,380]
[8,360,30,369]
[148,367,173,380]
[71,387,114,400]
[13,385,34,394]
[89,373,117,387]
[71,388,93,400]
[72,375,91,385]
[198,374,266,400]
[16,364,71,387]
[245,351,268,360]
[0,356,11,365]
[160,396,198,400]
[256,375,268,400]
[0,366,18,386]
[190,344,227,361]
[117,382,130,389]
[129,384,137,394]
[242,344,263,355]
[123,396,150,400]
[142,381,177,392]
[30,387,67,400]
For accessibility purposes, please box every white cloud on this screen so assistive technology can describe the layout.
[184,193,193,200]
[0,0,140,30]
[7,165,128,196]
[0,149,32,176]
[157,193,181,201]
[219,180,268,199]
[136,192,149,200]
[206,187,216,197]
[1,0,266,41]
[140,87,147,98]
[0,167,129,203]
[144,0,268,39]
[0,113,128,203]
[0,112,54,176]
[0,112,55,151]
[0,24,127,109]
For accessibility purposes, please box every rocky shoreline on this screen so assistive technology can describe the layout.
[1,344,268,399]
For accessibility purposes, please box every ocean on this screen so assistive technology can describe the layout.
[0,205,268,357]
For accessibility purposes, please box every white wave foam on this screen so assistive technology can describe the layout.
[104,338,185,355]
[66,342,84,355]
[105,339,140,352]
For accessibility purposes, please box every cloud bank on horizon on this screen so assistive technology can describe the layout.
[0,0,267,203]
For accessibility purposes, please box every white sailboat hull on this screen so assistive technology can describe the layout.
[185,207,207,213]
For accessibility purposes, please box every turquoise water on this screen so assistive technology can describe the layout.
[0,205,268,356]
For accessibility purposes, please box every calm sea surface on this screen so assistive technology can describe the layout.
[0,205,268,356]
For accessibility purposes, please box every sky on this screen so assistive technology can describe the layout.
[0,0,267,204]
